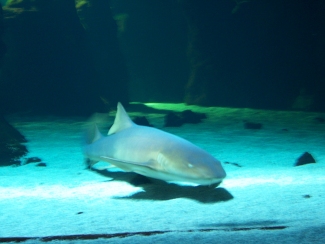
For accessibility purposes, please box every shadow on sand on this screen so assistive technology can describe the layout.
[91,168,233,204]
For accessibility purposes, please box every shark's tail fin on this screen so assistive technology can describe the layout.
[83,112,109,145]
[83,124,103,169]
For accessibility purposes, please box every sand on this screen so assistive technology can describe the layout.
[1,103,324,243]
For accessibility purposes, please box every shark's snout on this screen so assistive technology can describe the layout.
[188,158,226,183]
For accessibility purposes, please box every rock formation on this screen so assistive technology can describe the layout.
[0,116,28,166]
[0,0,129,115]
[76,0,129,108]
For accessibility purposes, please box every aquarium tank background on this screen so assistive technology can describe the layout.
[0,0,325,243]
[0,0,324,114]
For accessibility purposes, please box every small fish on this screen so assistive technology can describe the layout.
[83,103,226,186]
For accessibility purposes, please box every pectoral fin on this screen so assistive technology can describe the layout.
[99,156,158,173]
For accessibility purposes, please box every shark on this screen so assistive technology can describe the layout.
[83,103,226,186]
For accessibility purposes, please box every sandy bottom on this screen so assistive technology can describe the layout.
[1,103,325,243]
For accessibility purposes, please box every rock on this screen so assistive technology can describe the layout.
[302,194,311,198]
[164,112,184,127]
[133,116,153,127]
[0,116,28,166]
[294,152,316,167]
[181,110,207,124]
[164,110,207,127]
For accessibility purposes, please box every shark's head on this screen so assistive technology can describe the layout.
[157,145,226,185]
[190,156,226,182]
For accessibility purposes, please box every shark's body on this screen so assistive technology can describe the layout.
[83,103,226,186]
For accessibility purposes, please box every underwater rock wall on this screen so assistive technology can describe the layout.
[0,0,324,113]
[76,0,129,108]
[110,0,189,103]
[180,0,325,111]
[0,3,23,165]
[0,0,128,115]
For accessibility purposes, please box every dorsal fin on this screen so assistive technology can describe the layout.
[84,124,103,144]
[108,102,135,135]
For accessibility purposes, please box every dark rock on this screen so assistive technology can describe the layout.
[0,116,28,166]
[303,194,311,199]
[181,110,207,124]
[0,116,26,143]
[244,122,263,130]
[36,162,47,167]
[164,110,207,127]
[164,112,184,127]
[294,152,316,167]
[133,116,153,127]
